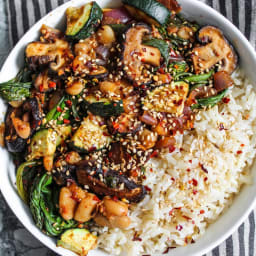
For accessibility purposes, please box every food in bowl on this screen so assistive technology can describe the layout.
[0,0,255,255]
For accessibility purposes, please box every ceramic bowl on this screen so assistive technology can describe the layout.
[0,0,256,255]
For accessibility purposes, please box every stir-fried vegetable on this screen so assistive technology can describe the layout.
[30,173,77,236]
[16,161,39,203]
[191,89,228,109]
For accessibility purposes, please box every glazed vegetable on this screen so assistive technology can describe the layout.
[169,61,188,75]
[30,174,77,236]
[16,160,39,202]
[191,89,228,109]
[84,96,124,117]
[57,229,97,256]
[122,0,171,26]
[76,160,146,202]
[70,115,112,152]
[143,81,189,116]
[192,26,238,74]
[181,70,214,83]
[121,23,161,85]
[66,2,102,40]
[143,38,170,63]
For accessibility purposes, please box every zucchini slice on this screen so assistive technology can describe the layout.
[122,0,170,26]
[57,228,97,256]
[27,126,71,160]
[66,2,103,40]
[143,81,189,116]
[70,115,112,152]
[85,96,124,117]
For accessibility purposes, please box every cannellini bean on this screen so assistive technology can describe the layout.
[94,214,111,228]
[59,187,77,221]
[74,193,99,222]
[103,197,129,218]
[65,80,84,95]
[97,25,116,45]
[109,215,131,229]
[11,114,31,139]
[43,155,54,172]
[68,183,86,202]
[138,128,158,150]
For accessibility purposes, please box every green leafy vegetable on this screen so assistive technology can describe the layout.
[143,38,169,63]
[16,161,39,203]
[182,70,214,83]
[0,66,32,101]
[191,89,228,110]
[169,61,188,76]
[30,173,77,236]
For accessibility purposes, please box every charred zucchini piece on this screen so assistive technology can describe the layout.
[57,228,97,256]
[85,96,124,117]
[70,115,112,152]
[66,2,103,40]
[122,0,170,26]
[27,126,71,160]
[143,81,189,116]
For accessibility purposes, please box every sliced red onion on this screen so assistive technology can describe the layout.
[102,7,132,24]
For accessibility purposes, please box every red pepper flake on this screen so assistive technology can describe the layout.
[39,84,44,92]
[63,119,70,124]
[141,58,146,62]
[108,152,113,158]
[56,106,62,112]
[150,168,153,172]
[182,215,191,220]
[204,177,208,182]
[163,247,176,254]
[65,100,72,107]
[142,47,147,52]
[187,168,191,172]
[112,196,118,202]
[169,209,174,216]
[192,189,198,195]
[237,150,243,154]
[171,177,175,182]
[131,170,138,177]
[176,225,183,231]
[89,146,96,152]
[169,145,176,153]
[199,163,208,174]
[241,144,245,147]
[49,81,56,88]
[150,52,155,56]
[222,97,230,104]
[189,160,192,163]
[192,179,198,186]
[103,132,109,136]
[112,122,119,130]
[150,150,158,158]
[158,67,165,74]
[144,185,151,192]
[219,123,225,131]
[93,195,101,202]
[200,210,205,214]
[113,103,117,107]
[192,220,195,225]
[141,84,146,89]
[132,232,142,242]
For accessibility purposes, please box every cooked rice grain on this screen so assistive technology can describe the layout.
[96,69,256,255]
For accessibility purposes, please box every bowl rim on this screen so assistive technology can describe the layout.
[0,0,256,255]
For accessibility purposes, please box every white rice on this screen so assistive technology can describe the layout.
[96,69,256,256]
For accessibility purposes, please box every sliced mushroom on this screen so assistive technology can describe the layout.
[26,38,73,74]
[76,160,146,203]
[73,38,108,79]
[40,24,64,42]
[192,26,238,74]
[4,98,42,153]
[121,23,161,85]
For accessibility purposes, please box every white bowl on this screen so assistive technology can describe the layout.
[0,0,256,255]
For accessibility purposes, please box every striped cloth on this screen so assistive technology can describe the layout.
[5,0,256,256]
